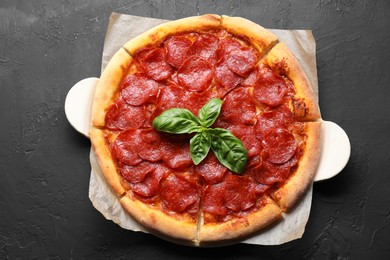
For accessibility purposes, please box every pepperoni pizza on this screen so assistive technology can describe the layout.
[89,14,321,245]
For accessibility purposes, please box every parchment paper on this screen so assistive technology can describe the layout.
[89,13,318,246]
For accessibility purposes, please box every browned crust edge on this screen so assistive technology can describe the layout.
[122,14,222,56]
[220,15,279,57]
[89,128,126,196]
[197,196,283,244]
[265,42,321,120]
[271,121,321,211]
[91,48,133,127]
[120,195,198,243]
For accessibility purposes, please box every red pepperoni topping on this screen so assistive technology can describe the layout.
[219,87,256,125]
[242,66,260,87]
[194,153,227,184]
[160,173,199,213]
[154,84,217,118]
[186,90,219,116]
[251,153,291,185]
[177,57,213,92]
[105,98,147,131]
[216,37,243,61]
[223,174,256,211]
[214,61,242,94]
[254,183,271,194]
[137,128,163,162]
[120,161,156,183]
[253,64,291,107]
[154,84,187,115]
[130,165,167,198]
[135,48,173,81]
[202,174,256,214]
[187,33,219,64]
[164,36,192,69]
[254,105,294,139]
[120,74,159,106]
[262,128,297,164]
[161,138,192,170]
[228,125,261,158]
[111,130,142,166]
[202,183,227,215]
[225,47,257,76]
[111,129,164,166]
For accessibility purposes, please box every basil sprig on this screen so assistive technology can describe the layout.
[153,98,248,174]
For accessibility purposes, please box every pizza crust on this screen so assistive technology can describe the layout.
[120,194,198,244]
[123,14,222,56]
[271,121,321,211]
[220,15,279,57]
[90,128,126,196]
[197,196,282,245]
[264,42,321,120]
[91,48,133,127]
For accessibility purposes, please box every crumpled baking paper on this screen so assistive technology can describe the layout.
[89,13,318,246]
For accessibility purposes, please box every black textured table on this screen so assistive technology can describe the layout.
[1,1,389,259]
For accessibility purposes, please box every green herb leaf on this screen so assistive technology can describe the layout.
[190,131,211,165]
[153,108,201,134]
[198,98,222,127]
[210,128,248,174]
[152,98,248,173]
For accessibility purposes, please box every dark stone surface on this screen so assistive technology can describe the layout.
[1,0,389,259]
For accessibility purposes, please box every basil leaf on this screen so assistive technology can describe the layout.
[198,98,222,127]
[190,131,211,165]
[210,128,248,174]
[153,98,248,173]
[153,108,201,134]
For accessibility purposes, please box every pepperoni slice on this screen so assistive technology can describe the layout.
[194,153,227,184]
[219,87,256,125]
[225,47,257,76]
[187,33,219,64]
[202,174,256,214]
[164,35,192,69]
[214,60,242,94]
[105,98,147,130]
[130,165,167,198]
[262,128,297,164]
[254,105,294,139]
[242,65,260,87]
[120,161,156,184]
[135,47,173,81]
[253,64,291,107]
[111,128,164,166]
[223,174,256,211]
[154,84,187,116]
[254,183,271,194]
[154,84,218,118]
[111,130,142,166]
[137,128,163,162]
[186,89,219,116]
[251,151,292,185]
[160,173,199,213]
[216,37,243,61]
[202,183,227,215]
[177,57,213,92]
[228,125,261,158]
[161,138,192,170]
[120,74,159,106]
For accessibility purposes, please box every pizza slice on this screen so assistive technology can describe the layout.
[263,42,321,120]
